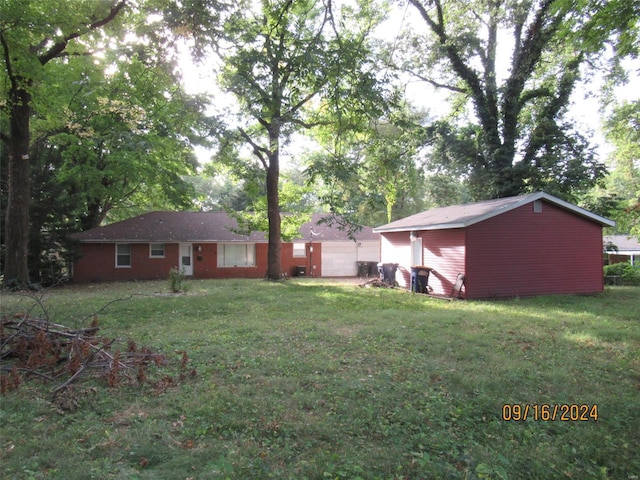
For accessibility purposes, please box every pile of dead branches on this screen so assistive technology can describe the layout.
[359,277,397,289]
[0,314,182,403]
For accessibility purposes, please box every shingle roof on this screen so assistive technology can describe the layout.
[298,213,379,241]
[604,234,640,254]
[374,192,615,233]
[72,211,379,243]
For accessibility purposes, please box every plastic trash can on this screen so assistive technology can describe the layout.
[410,266,431,293]
[377,263,399,284]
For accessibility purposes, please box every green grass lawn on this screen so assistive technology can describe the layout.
[1,279,639,480]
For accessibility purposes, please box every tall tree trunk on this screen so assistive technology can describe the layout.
[265,129,282,280]
[1,1,126,288]
[4,86,32,287]
[409,0,572,199]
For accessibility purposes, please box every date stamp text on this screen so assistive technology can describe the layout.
[501,404,598,421]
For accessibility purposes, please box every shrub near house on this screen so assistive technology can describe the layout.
[604,262,640,285]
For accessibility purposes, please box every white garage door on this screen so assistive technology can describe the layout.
[321,241,380,277]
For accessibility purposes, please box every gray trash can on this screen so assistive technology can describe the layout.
[377,263,399,284]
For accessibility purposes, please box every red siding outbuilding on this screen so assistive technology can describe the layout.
[374,192,615,299]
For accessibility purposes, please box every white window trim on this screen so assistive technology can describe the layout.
[293,242,307,258]
[115,243,132,268]
[217,243,256,268]
[149,243,166,258]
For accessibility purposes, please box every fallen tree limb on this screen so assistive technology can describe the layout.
[1,315,169,401]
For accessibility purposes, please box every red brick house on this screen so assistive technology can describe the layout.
[71,212,379,283]
[374,192,615,299]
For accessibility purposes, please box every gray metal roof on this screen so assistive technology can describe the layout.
[72,211,379,243]
[374,192,615,233]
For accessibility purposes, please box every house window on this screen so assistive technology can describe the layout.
[116,244,131,267]
[293,242,306,257]
[217,243,256,267]
[150,243,165,258]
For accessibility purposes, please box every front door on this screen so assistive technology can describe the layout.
[179,243,193,276]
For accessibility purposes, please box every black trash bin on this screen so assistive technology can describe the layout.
[357,261,379,278]
[368,261,378,277]
[377,263,399,285]
[295,265,307,277]
[410,266,431,293]
[357,261,370,278]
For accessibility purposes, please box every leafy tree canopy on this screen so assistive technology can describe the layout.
[591,100,640,239]
[1,0,130,286]
[1,0,216,284]
[394,0,639,200]
[180,0,388,278]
